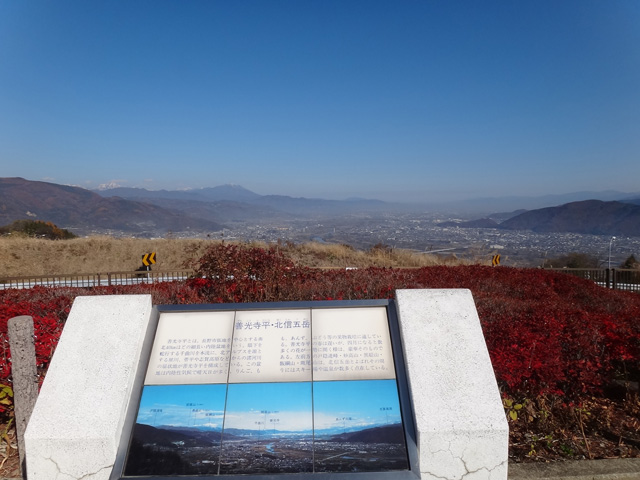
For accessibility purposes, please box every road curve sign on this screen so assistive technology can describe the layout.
[142,252,157,266]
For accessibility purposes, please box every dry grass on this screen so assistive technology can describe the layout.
[0,237,469,277]
[0,236,212,277]
[281,241,467,268]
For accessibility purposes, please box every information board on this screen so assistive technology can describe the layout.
[117,302,413,478]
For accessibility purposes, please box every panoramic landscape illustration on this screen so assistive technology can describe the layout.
[125,380,407,476]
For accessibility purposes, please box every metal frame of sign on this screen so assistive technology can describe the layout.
[110,299,419,480]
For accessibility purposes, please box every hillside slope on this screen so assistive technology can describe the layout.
[0,177,223,235]
[500,200,640,236]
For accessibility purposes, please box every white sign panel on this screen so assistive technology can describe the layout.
[144,311,235,385]
[312,306,396,381]
[229,309,312,383]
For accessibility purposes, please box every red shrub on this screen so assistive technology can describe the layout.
[1,264,638,417]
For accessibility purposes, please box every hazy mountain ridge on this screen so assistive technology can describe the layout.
[2,177,639,237]
[499,200,640,236]
[110,196,293,223]
[443,200,640,236]
[96,184,639,218]
[0,177,224,235]
[488,209,528,222]
[98,186,394,217]
[98,184,261,203]
[252,194,387,215]
[438,218,500,228]
[439,191,640,214]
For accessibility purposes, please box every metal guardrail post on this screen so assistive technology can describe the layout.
[612,268,617,290]
[108,273,112,286]
[605,268,611,289]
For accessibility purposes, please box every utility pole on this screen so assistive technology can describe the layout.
[608,236,616,269]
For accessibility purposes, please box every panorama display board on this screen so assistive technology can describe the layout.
[112,301,417,479]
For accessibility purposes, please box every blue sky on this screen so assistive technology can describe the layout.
[1,1,638,202]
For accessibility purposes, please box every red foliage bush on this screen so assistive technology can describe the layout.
[1,259,639,420]
[0,287,72,387]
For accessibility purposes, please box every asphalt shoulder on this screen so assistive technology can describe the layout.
[509,458,640,480]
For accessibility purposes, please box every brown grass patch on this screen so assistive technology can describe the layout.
[0,237,463,277]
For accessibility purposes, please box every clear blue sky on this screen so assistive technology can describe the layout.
[1,1,638,202]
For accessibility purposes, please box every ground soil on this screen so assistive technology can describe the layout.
[508,394,640,463]
[0,422,19,479]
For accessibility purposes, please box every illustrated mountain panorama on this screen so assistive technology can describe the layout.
[132,421,405,446]
[1,177,639,236]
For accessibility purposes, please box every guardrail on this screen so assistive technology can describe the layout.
[2,267,639,292]
[0,270,195,290]
[545,268,640,292]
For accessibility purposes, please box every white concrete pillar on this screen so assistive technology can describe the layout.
[25,295,153,480]
[395,289,508,480]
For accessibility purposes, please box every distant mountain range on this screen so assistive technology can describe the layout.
[2,177,640,237]
[134,422,404,445]
[499,200,640,236]
[439,191,640,214]
[0,177,397,235]
[0,177,223,235]
[96,185,390,218]
[439,218,501,229]
[96,184,262,203]
[441,200,640,237]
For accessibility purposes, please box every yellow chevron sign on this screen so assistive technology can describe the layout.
[142,252,156,266]
[492,254,501,266]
